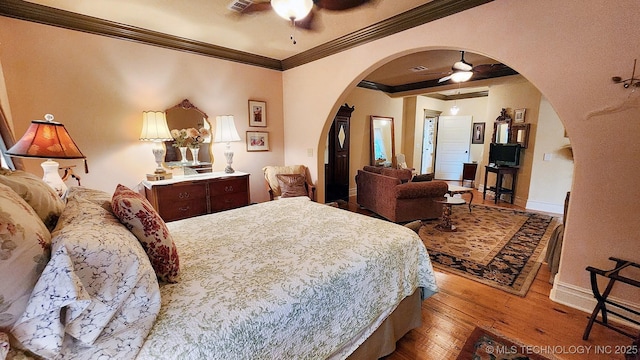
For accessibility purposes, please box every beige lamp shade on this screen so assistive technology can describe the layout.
[139,111,172,141]
[271,0,313,21]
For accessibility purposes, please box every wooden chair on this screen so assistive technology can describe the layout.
[262,165,316,201]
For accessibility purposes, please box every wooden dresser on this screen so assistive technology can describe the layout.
[142,172,250,222]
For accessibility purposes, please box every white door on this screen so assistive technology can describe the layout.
[420,117,437,174]
[434,115,472,180]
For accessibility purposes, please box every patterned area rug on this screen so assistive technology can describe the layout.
[457,327,556,360]
[419,204,559,296]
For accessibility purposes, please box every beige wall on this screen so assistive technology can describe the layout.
[528,97,573,213]
[282,0,640,309]
[480,79,542,208]
[342,87,403,194]
[0,17,284,203]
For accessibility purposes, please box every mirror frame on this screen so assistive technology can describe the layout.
[510,123,531,148]
[492,108,512,144]
[164,99,213,166]
[370,115,395,167]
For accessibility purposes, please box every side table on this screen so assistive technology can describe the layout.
[483,165,518,204]
[433,197,466,232]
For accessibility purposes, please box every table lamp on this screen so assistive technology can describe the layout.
[6,114,86,197]
[214,115,241,173]
[140,111,173,181]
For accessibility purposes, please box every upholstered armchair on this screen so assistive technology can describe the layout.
[262,165,316,201]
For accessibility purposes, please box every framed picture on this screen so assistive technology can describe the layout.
[248,100,267,127]
[514,108,526,123]
[246,131,269,151]
[472,122,485,144]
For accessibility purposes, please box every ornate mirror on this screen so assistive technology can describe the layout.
[492,108,512,144]
[510,123,531,148]
[370,116,395,167]
[164,99,212,166]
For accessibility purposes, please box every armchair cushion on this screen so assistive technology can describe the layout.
[381,168,413,183]
[276,174,308,198]
[263,165,306,198]
[412,173,434,182]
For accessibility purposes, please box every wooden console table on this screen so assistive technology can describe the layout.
[483,165,518,204]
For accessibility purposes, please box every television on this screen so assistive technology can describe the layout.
[489,143,522,167]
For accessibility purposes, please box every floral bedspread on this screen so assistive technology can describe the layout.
[137,197,438,360]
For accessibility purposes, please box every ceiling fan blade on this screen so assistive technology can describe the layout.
[473,63,507,73]
[313,0,372,11]
[294,9,317,31]
[438,75,452,83]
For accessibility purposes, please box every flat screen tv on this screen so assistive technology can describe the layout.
[489,143,522,167]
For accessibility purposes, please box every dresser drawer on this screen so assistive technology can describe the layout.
[158,199,208,222]
[156,182,207,206]
[211,192,249,213]
[209,177,248,196]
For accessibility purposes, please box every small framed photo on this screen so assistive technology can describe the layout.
[514,108,526,123]
[246,131,269,151]
[472,122,485,144]
[248,100,267,127]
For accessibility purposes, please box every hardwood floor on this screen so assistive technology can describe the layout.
[340,184,637,360]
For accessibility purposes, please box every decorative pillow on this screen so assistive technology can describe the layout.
[381,168,413,182]
[263,165,306,197]
[362,165,383,174]
[66,186,113,213]
[0,170,65,231]
[276,174,308,198]
[412,173,434,182]
[0,183,51,333]
[111,184,179,283]
[12,196,160,359]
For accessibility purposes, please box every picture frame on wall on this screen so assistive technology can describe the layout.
[246,131,269,151]
[248,100,267,127]
[472,122,485,144]
[514,108,526,123]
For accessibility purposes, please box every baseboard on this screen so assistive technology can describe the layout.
[550,278,640,330]
[349,187,357,198]
[525,199,565,214]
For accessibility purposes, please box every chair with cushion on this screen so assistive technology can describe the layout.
[262,165,316,201]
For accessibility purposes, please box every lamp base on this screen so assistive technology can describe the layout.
[146,172,173,181]
[41,159,67,197]
[224,144,235,174]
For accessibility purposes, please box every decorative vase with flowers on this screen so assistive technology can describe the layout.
[186,127,210,165]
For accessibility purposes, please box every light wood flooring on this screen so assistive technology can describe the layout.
[340,184,637,360]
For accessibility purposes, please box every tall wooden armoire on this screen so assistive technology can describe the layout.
[325,104,355,203]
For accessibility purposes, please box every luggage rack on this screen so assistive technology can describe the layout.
[583,257,640,340]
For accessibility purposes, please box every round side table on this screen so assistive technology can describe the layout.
[433,197,466,232]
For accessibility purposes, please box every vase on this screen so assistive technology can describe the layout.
[189,146,200,165]
[179,147,188,164]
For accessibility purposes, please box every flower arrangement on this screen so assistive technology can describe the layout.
[170,129,189,148]
[186,127,210,149]
[171,128,210,149]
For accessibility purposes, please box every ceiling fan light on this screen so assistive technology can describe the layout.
[450,71,473,83]
[450,104,460,115]
[271,0,314,21]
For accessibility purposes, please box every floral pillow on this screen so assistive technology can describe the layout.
[0,183,51,333]
[0,170,65,231]
[276,174,308,198]
[111,184,180,283]
[66,186,113,213]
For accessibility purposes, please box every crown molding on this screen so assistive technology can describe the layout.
[281,0,493,70]
[0,0,282,70]
[0,0,492,72]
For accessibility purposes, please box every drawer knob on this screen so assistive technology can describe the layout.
[178,192,191,199]
[179,206,190,212]
[224,186,234,192]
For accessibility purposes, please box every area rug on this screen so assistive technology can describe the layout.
[419,204,559,296]
[457,327,556,360]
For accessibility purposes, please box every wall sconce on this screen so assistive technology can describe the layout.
[214,115,241,173]
[6,114,86,197]
[140,111,173,181]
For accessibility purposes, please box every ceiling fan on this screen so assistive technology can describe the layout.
[426,51,511,84]
[228,0,373,31]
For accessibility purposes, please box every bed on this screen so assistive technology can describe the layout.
[0,178,438,360]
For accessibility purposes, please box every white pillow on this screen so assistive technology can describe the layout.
[0,183,51,333]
